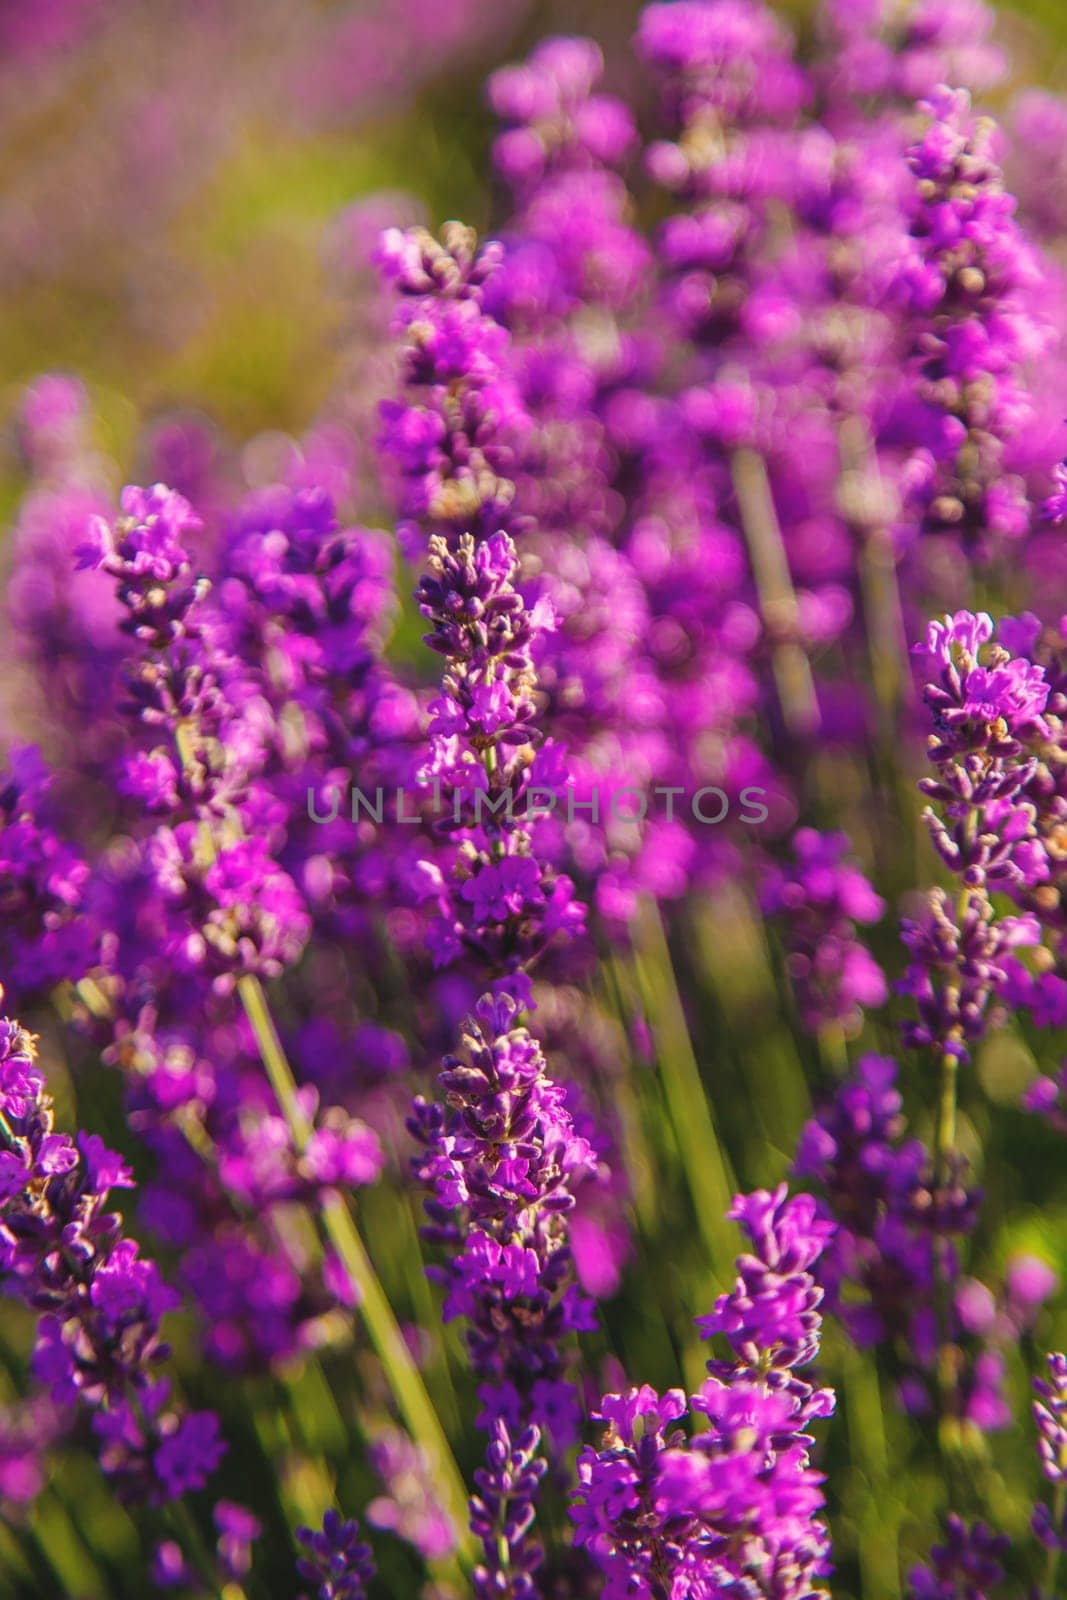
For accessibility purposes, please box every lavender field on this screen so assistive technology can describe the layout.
[4,1,1067,1596]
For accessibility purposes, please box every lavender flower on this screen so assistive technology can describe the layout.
[387,222,619,1593]
[794,1052,1048,1431]
[1034,1353,1067,1476]
[698,1185,836,1386]
[570,1384,691,1598]
[763,828,887,1035]
[896,87,1050,556]
[470,1419,547,1599]
[76,485,402,1375]
[296,1509,375,1600]
[572,1185,836,1599]
[908,1514,1009,1599]
[378,223,526,554]
[212,484,420,955]
[382,224,584,1000]
[410,994,596,1452]
[903,611,1048,1062]
[976,614,1067,1031]
[0,746,93,1003]
[0,991,224,1503]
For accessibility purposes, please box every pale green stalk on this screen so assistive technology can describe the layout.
[731,446,820,739]
[629,896,738,1288]
[691,888,811,1173]
[842,1345,902,1600]
[233,973,474,1567]
[838,415,913,727]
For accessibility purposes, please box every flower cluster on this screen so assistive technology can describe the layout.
[762,827,887,1035]
[210,482,426,968]
[572,1186,836,1598]
[410,995,596,1451]
[69,483,405,1381]
[381,223,585,998]
[1032,1353,1067,1554]
[903,610,1049,1060]
[0,746,93,1003]
[795,1052,1054,1428]
[79,482,313,985]
[4,0,1067,1594]
[898,87,1048,554]
[907,1514,1010,1600]
[989,611,1067,1031]
[0,994,225,1504]
[296,1510,375,1600]
[469,1419,547,1600]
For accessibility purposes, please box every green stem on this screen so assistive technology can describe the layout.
[932,1050,960,1461]
[838,415,913,729]
[933,1050,958,1194]
[843,1345,901,1600]
[817,1020,849,1079]
[601,951,662,1239]
[629,897,738,1289]
[731,447,820,739]
[932,882,974,1462]
[235,974,474,1569]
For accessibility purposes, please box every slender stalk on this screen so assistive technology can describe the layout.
[691,888,811,1175]
[932,882,973,1226]
[235,973,474,1567]
[932,1047,962,1465]
[931,883,974,1461]
[817,1020,849,1079]
[731,446,820,739]
[838,415,914,726]
[933,1050,959,1193]
[601,950,662,1238]
[630,897,738,1289]
[842,1345,902,1600]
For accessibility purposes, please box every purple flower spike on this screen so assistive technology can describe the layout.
[410,994,596,1454]
[904,611,1052,1063]
[296,1509,375,1600]
[0,990,224,1505]
[698,1184,835,1380]
[1034,1353,1067,1485]
[572,1183,835,1597]
[470,1418,547,1599]
[908,1513,1009,1599]
[381,224,585,997]
[763,828,887,1034]
[1031,1354,1067,1554]
[898,85,1050,556]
